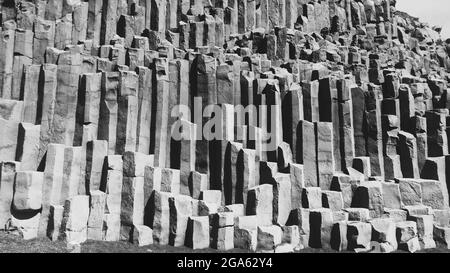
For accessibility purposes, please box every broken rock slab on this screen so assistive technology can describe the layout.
[257,225,282,252]
[369,218,398,252]
[234,215,258,251]
[397,221,421,253]
[433,225,450,249]
[132,225,153,247]
[409,215,436,250]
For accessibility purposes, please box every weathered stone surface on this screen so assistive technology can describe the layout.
[290,164,304,210]
[297,120,317,187]
[13,172,44,211]
[302,187,322,209]
[87,190,107,241]
[85,140,108,193]
[316,122,335,190]
[11,213,41,240]
[382,182,401,209]
[398,178,422,207]
[397,221,420,253]
[212,226,234,251]
[410,215,436,250]
[123,151,154,178]
[132,225,153,247]
[257,225,282,251]
[0,162,20,229]
[419,179,446,210]
[383,208,408,223]
[16,123,41,171]
[281,225,301,249]
[186,216,210,249]
[370,218,398,252]
[403,205,433,217]
[344,208,371,222]
[309,208,333,249]
[234,216,258,251]
[0,118,18,162]
[433,209,450,227]
[62,146,84,203]
[38,144,65,237]
[120,176,145,241]
[322,191,344,211]
[198,200,220,216]
[150,190,172,245]
[188,171,208,200]
[60,195,90,244]
[330,174,357,208]
[0,0,447,254]
[104,213,121,242]
[434,225,450,249]
[331,221,348,251]
[169,195,193,247]
[211,212,235,229]
[286,208,310,247]
[49,205,64,241]
[247,184,273,226]
[347,221,372,252]
[352,181,384,218]
[0,99,23,122]
[273,173,291,225]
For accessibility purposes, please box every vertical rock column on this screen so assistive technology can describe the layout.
[98,72,120,154]
[51,52,82,146]
[16,123,41,171]
[382,115,402,180]
[316,122,335,190]
[426,111,448,157]
[103,155,123,241]
[351,87,367,158]
[87,0,103,46]
[38,144,65,238]
[192,54,217,175]
[12,29,33,100]
[297,120,318,187]
[72,2,88,44]
[33,18,55,65]
[136,66,152,154]
[100,0,118,45]
[75,73,102,147]
[366,84,385,177]
[38,64,58,164]
[0,162,21,229]
[121,152,153,241]
[336,78,356,172]
[152,58,170,168]
[22,65,41,124]
[282,83,303,164]
[116,71,139,154]
[84,140,108,194]
[0,25,15,98]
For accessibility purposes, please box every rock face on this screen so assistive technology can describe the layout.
[0,0,449,253]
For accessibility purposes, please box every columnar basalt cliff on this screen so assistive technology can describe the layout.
[0,0,450,253]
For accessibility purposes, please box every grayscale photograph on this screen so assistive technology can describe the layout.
[0,0,449,263]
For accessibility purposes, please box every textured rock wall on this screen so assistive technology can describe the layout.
[0,0,449,252]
